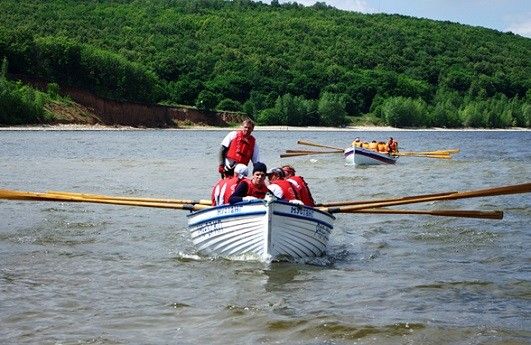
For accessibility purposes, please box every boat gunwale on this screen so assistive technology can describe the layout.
[187,199,336,220]
[188,210,266,227]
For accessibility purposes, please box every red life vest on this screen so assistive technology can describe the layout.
[211,178,224,205]
[221,177,240,205]
[270,180,298,201]
[226,131,256,165]
[287,176,315,206]
[211,176,240,205]
[242,179,268,199]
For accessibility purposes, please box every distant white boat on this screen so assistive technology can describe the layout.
[187,199,335,262]
[344,147,398,165]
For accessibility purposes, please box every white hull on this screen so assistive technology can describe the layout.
[344,147,398,165]
[187,200,335,262]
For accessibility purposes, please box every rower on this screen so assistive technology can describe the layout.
[229,162,269,204]
[211,164,249,206]
[266,167,300,203]
[281,165,315,206]
[387,137,398,153]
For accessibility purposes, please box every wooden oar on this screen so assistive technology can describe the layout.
[285,149,343,154]
[281,151,343,158]
[316,191,457,207]
[393,152,450,157]
[0,189,211,211]
[319,182,531,213]
[393,153,452,159]
[347,208,503,220]
[297,140,344,151]
[283,151,450,159]
[399,149,460,155]
[46,190,212,205]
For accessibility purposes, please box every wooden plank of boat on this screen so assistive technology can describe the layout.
[186,199,335,262]
[344,147,398,166]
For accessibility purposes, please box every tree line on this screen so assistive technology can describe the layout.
[0,0,529,127]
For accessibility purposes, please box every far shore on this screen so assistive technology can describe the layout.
[0,124,528,131]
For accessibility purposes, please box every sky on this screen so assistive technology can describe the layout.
[260,0,531,38]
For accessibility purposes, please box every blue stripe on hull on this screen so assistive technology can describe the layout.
[189,210,266,227]
[355,148,397,165]
[272,210,334,229]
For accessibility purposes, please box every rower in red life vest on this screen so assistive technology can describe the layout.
[266,167,302,204]
[211,164,249,206]
[229,162,269,204]
[387,137,398,153]
[281,165,315,206]
[218,119,261,178]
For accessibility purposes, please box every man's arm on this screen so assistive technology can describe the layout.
[219,131,237,165]
[229,181,249,204]
[267,184,283,199]
[219,146,228,165]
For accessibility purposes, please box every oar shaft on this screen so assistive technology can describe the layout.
[285,149,343,154]
[394,152,450,157]
[297,140,344,151]
[350,208,503,220]
[0,189,211,211]
[403,154,452,159]
[316,192,456,207]
[281,151,342,158]
[321,182,531,213]
[399,149,460,155]
[46,190,211,205]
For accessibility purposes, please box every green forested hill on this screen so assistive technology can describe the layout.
[0,0,529,127]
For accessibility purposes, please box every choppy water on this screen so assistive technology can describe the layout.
[0,128,530,344]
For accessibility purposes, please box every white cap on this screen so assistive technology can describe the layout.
[234,164,249,178]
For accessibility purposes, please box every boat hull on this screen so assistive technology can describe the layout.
[344,147,398,165]
[187,200,335,262]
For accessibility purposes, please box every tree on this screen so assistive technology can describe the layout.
[1,57,7,79]
[195,90,218,110]
[459,102,486,127]
[380,96,427,127]
[216,98,242,111]
[318,92,347,126]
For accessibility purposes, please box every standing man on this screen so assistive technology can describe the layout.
[218,119,260,178]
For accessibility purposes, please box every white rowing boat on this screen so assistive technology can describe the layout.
[187,198,335,262]
[344,147,398,166]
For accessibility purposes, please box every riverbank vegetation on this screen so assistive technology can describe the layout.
[0,0,529,128]
[0,58,51,125]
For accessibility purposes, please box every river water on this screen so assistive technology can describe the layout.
[0,128,530,344]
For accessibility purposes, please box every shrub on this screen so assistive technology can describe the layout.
[216,98,242,112]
